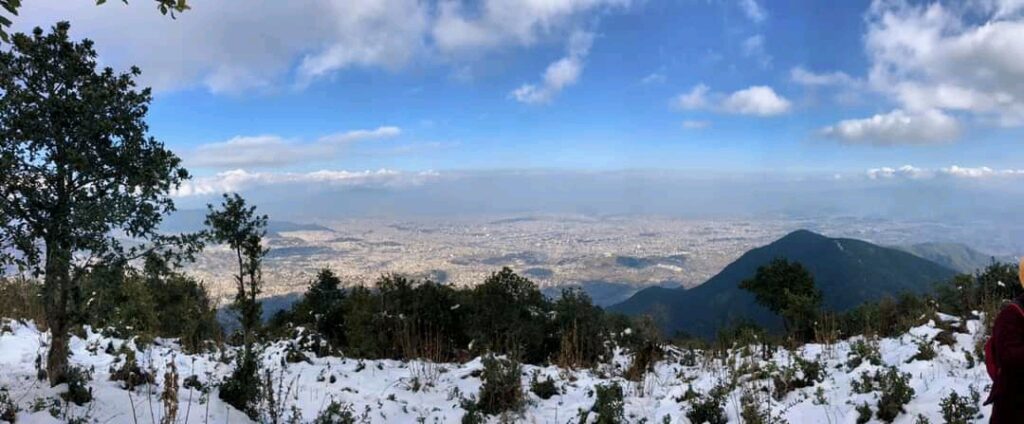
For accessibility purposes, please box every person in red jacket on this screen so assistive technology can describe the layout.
[987,259,1024,423]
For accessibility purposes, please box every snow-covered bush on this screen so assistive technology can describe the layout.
[939,386,981,424]
[590,382,625,424]
[473,355,523,415]
[876,366,915,423]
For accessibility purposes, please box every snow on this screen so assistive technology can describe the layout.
[0,317,992,423]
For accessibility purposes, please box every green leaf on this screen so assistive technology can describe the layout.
[0,16,11,27]
[96,0,107,5]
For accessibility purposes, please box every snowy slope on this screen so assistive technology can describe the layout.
[0,316,991,423]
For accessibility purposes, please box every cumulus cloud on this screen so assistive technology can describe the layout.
[820,109,960,146]
[720,86,791,116]
[866,164,1024,180]
[172,168,440,197]
[511,30,593,104]
[738,0,767,23]
[673,84,790,116]
[13,0,626,93]
[188,126,402,168]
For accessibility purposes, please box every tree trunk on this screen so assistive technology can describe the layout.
[43,240,72,386]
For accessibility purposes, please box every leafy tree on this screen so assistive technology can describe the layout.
[0,0,190,43]
[292,268,347,347]
[553,288,607,367]
[205,193,267,350]
[205,193,267,418]
[739,258,822,341]
[466,267,553,363]
[0,23,194,385]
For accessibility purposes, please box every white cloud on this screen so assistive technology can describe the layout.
[188,126,402,168]
[866,165,929,180]
[742,35,772,69]
[720,86,791,116]
[673,84,790,116]
[681,120,711,129]
[13,0,627,93]
[865,164,1024,180]
[641,72,666,84]
[511,30,593,104]
[790,67,856,87]
[672,84,710,110]
[173,168,440,197]
[820,109,960,146]
[738,0,767,23]
[864,0,1024,126]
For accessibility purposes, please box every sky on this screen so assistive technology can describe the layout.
[10,0,1024,204]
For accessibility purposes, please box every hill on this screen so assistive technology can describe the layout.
[160,209,334,236]
[895,241,998,274]
[609,229,958,338]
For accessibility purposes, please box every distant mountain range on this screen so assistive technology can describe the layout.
[894,242,1003,274]
[609,230,958,339]
[160,209,334,237]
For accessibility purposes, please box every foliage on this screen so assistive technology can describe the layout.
[0,388,18,422]
[685,388,728,424]
[856,402,872,424]
[939,386,981,424]
[59,366,93,406]
[218,349,262,421]
[0,21,197,384]
[0,0,191,43]
[554,288,609,367]
[466,268,553,364]
[907,338,937,363]
[474,355,523,415]
[588,382,625,424]
[772,355,824,400]
[0,277,45,324]
[876,366,915,423]
[312,400,356,424]
[739,258,822,341]
[529,373,559,400]
[846,338,882,370]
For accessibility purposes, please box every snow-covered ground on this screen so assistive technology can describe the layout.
[0,315,991,423]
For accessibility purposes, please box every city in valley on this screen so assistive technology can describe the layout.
[185,214,1019,306]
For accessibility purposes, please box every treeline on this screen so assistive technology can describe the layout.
[268,267,660,368]
[0,256,221,353]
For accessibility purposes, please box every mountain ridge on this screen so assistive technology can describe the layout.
[609,229,958,338]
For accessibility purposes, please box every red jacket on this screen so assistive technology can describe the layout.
[988,297,1024,423]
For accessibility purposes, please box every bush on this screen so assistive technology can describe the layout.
[876,367,915,423]
[846,338,882,370]
[312,400,356,424]
[59,366,93,406]
[772,355,824,400]
[465,268,553,364]
[553,288,608,368]
[474,355,523,415]
[856,402,872,424]
[591,383,625,424]
[218,351,262,420]
[529,373,558,400]
[907,338,937,363]
[939,386,981,424]
[0,388,18,423]
[686,389,727,424]
[109,350,154,391]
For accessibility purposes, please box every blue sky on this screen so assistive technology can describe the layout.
[13,0,1024,196]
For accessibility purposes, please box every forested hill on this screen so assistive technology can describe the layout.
[609,229,958,338]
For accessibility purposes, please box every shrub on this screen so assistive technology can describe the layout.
[0,388,18,422]
[109,350,155,391]
[474,355,523,415]
[876,367,915,423]
[939,386,981,424]
[772,355,824,400]
[465,268,553,364]
[907,338,936,363]
[591,383,625,424]
[529,373,558,400]
[59,366,93,406]
[856,403,872,424]
[313,400,356,424]
[739,390,771,424]
[846,339,882,370]
[553,288,608,368]
[218,350,262,420]
[686,389,727,424]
